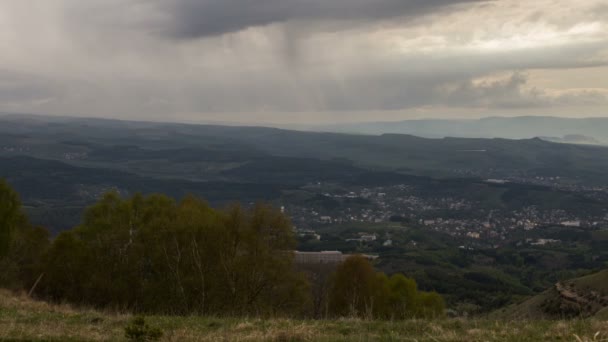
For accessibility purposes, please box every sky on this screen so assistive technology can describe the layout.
[0,0,607,124]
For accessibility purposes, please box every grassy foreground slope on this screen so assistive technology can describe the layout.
[1,290,607,342]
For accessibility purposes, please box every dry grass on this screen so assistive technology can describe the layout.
[1,290,608,341]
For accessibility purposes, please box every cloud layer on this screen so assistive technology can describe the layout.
[0,0,606,123]
[160,0,484,38]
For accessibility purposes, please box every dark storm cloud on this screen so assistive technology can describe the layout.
[161,0,489,39]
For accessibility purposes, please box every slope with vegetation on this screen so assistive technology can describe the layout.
[298,221,608,314]
[498,270,608,320]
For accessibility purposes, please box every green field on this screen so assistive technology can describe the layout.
[1,290,607,342]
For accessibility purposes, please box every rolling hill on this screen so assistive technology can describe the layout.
[3,114,608,185]
[497,269,608,319]
[3,114,608,233]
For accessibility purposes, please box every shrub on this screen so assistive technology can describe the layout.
[124,316,163,342]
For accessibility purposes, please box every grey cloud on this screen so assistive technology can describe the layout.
[0,71,62,103]
[160,0,489,39]
[554,90,608,106]
[440,72,546,109]
[440,72,608,109]
[592,3,608,15]
[291,41,608,111]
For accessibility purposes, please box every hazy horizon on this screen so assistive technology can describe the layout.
[4,111,608,128]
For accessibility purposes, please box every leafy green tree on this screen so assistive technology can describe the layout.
[296,262,335,318]
[328,255,445,319]
[42,231,91,302]
[41,192,310,316]
[0,179,25,258]
[213,203,309,316]
[387,274,418,319]
[416,291,446,318]
[1,225,50,291]
[328,255,388,318]
[0,180,47,291]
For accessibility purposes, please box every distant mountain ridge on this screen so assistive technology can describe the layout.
[316,116,608,144]
[6,112,608,144]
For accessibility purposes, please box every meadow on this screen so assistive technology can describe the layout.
[1,290,607,342]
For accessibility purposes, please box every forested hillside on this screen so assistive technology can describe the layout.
[4,114,608,185]
[0,180,444,319]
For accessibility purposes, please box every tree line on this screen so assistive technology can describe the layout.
[0,179,444,318]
